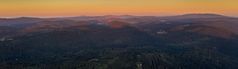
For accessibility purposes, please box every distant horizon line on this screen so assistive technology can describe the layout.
[0,13,237,18]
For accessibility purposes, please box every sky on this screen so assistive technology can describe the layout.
[0,0,237,17]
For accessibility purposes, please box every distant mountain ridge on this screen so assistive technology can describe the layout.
[0,13,237,38]
[0,13,235,19]
[1,13,238,69]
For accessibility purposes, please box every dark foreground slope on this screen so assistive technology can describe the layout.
[0,14,238,69]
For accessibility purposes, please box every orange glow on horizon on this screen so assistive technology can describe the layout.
[0,0,237,17]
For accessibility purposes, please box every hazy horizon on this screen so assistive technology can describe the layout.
[1,13,238,18]
[0,0,237,17]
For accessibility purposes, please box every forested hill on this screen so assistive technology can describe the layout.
[0,14,238,69]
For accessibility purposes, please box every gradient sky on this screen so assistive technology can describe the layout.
[0,0,237,17]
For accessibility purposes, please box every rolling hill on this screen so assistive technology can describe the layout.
[0,14,238,69]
